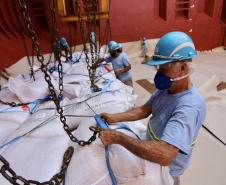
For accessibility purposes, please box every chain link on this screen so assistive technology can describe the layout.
[1,2,106,184]
[0,100,30,107]
[91,0,98,60]
[48,0,63,98]
[44,0,54,67]
[85,0,96,89]
[0,146,74,185]
[97,0,102,58]
[74,0,101,92]
[16,0,98,146]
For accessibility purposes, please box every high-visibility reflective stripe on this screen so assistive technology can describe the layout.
[191,139,197,148]
[114,68,124,71]
[147,120,160,141]
[147,120,197,148]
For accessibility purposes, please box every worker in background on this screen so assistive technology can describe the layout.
[87,28,97,53]
[98,32,206,185]
[90,31,96,44]
[142,37,149,58]
[94,41,133,87]
[53,37,70,61]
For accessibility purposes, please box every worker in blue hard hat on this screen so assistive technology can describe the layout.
[88,31,97,53]
[94,41,133,87]
[87,27,96,44]
[142,37,149,58]
[53,37,70,61]
[98,31,206,185]
[89,32,96,44]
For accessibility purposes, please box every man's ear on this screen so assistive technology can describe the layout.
[181,61,188,74]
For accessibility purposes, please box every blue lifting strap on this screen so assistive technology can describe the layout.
[94,115,117,185]
[29,95,53,114]
[114,122,141,140]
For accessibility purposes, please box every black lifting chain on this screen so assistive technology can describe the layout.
[0,0,34,108]
[11,0,35,81]
[85,0,96,87]
[74,0,101,92]
[0,146,74,185]
[0,100,29,107]
[48,0,63,99]
[91,0,98,60]
[17,0,98,146]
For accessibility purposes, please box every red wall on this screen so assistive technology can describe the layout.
[109,0,225,51]
[0,0,225,72]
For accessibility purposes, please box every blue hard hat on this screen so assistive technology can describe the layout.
[148,31,197,66]
[60,37,67,46]
[117,43,123,49]
[143,37,146,40]
[108,41,118,53]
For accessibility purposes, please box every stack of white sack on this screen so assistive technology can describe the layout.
[62,63,132,98]
[0,118,173,185]
[2,89,136,141]
[0,51,173,185]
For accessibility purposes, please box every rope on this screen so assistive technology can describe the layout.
[153,54,182,60]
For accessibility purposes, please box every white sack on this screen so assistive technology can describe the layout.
[0,104,31,124]
[63,74,90,84]
[19,72,44,83]
[64,91,137,128]
[96,78,133,95]
[0,88,20,103]
[95,64,115,79]
[5,99,70,140]
[65,120,173,185]
[0,135,71,184]
[62,75,91,99]
[65,142,111,185]
[0,121,19,145]
[8,75,59,103]
[51,62,72,78]
[67,62,89,76]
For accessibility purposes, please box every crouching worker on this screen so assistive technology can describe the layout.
[94,41,133,87]
[98,32,206,185]
[53,37,70,62]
